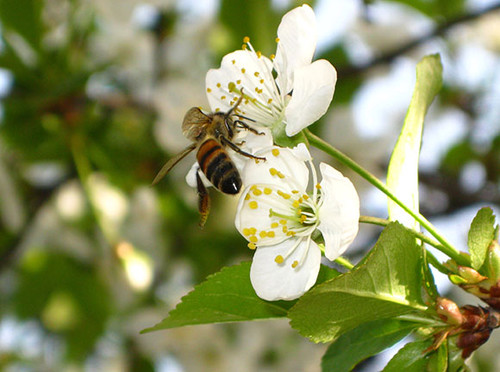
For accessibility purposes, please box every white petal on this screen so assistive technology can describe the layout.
[317,163,360,261]
[274,4,317,95]
[290,143,312,162]
[205,50,278,126]
[233,127,273,154]
[235,184,291,247]
[250,238,321,301]
[185,162,211,188]
[285,60,337,136]
[241,146,309,192]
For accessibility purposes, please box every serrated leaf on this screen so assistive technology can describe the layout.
[382,339,433,371]
[142,262,340,333]
[387,54,442,229]
[289,223,428,343]
[321,319,419,372]
[468,207,496,271]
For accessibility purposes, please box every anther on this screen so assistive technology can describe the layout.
[264,187,272,195]
[275,255,284,264]
[249,236,258,243]
[249,201,258,209]
[272,148,280,156]
[292,260,299,268]
[243,36,250,43]
[259,231,267,238]
[248,242,256,250]
[271,222,279,228]
[206,88,212,93]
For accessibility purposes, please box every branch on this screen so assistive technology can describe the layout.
[337,3,500,78]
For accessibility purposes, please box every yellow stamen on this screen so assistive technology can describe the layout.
[267,98,273,104]
[243,228,251,236]
[275,255,284,264]
[248,242,256,250]
[282,226,288,233]
[267,231,275,238]
[292,200,300,208]
[292,260,299,268]
[242,44,247,50]
[272,148,280,156]
[243,36,250,43]
[275,37,280,43]
[277,190,291,199]
[256,51,262,58]
[221,95,226,100]
[270,54,275,60]
[232,59,236,64]
[271,222,279,228]
[249,236,258,243]
[316,183,322,189]
[279,219,287,225]
[241,68,246,73]
[259,231,267,238]
[216,83,221,88]
[253,189,262,196]
[269,168,278,176]
[287,231,296,236]
[245,194,250,200]
[263,187,272,195]
[249,201,258,209]
[254,71,260,77]
[206,88,212,93]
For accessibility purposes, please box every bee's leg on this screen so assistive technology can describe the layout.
[220,136,266,161]
[234,119,265,135]
[196,169,210,228]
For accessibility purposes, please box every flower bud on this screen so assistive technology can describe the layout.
[457,266,487,284]
[436,297,464,325]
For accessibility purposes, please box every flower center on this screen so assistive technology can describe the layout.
[206,37,285,127]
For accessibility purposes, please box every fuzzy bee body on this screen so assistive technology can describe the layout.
[153,93,264,227]
[196,139,241,195]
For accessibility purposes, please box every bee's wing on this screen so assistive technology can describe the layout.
[152,143,197,186]
[182,107,212,140]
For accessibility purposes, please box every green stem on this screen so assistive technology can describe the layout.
[305,129,469,266]
[334,256,354,270]
[360,216,452,273]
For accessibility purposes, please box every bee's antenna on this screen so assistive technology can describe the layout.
[225,88,245,118]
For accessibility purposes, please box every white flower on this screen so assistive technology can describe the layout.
[205,4,337,137]
[235,144,360,301]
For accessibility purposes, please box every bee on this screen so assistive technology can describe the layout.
[152,92,265,227]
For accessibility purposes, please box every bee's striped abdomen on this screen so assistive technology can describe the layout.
[197,139,241,194]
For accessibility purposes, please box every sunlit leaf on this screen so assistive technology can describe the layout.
[468,207,497,272]
[387,54,442,229]
[289,223,428,343]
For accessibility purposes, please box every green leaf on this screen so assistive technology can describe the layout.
[382,339,433,371]
[142,262,340,333]
[427,341,448,372]
[142,262,288,332]
[468,207,497,271]
[289,223,428,343]
[387,54,442,229]
[321,319,419,372]
[0,0,43,50]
